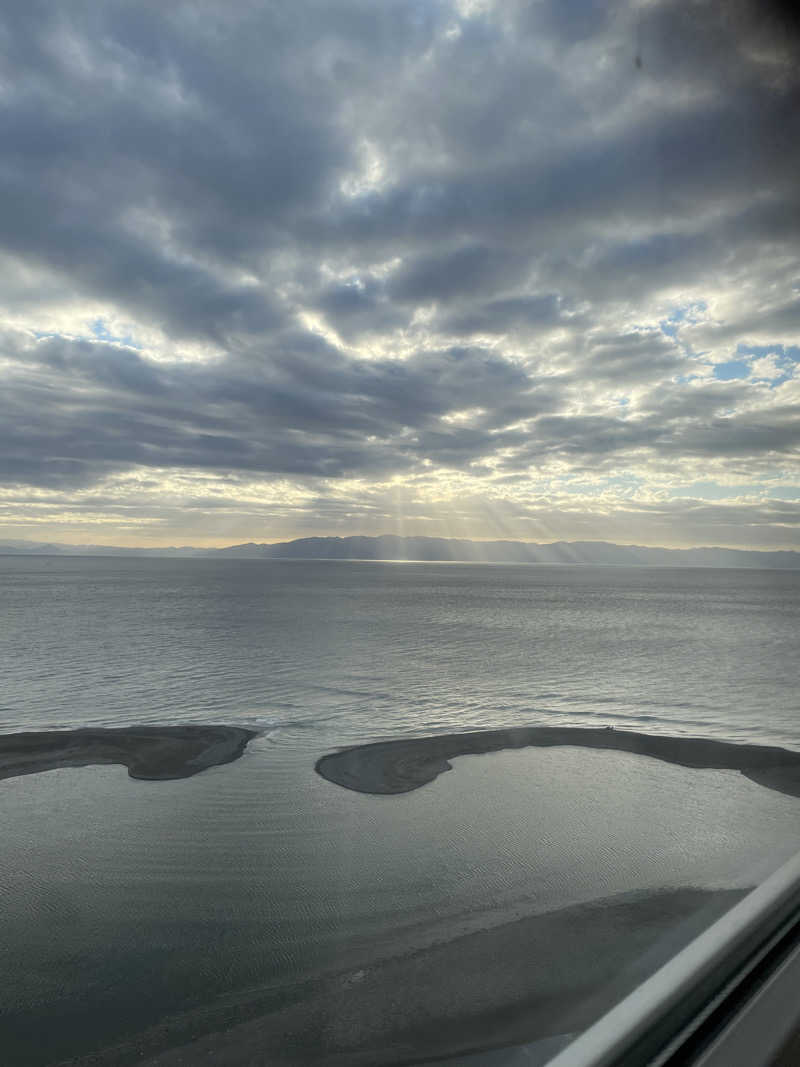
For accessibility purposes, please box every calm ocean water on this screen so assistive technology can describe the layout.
[1,557,798,746]
[2,558,799,1065]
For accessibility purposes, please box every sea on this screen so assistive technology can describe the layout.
[1,557,799,1065]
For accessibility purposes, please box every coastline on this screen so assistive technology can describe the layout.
[315,726,800,799]
[0,725,258,782]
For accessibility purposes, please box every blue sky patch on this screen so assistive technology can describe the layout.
[91,319,141,349]
[713,360,750,381]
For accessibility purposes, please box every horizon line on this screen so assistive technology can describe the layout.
[1,533,798,556]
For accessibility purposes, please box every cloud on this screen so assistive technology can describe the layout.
[0,0,798,547]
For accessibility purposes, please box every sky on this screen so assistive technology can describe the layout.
[1,0,799,550]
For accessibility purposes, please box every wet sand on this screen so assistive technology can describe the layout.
[316,726,800,799]
[0,725,257,782]
[58,887,744,1066]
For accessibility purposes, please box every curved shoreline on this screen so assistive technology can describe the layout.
[315,726,800,799]
[0,724,258,782]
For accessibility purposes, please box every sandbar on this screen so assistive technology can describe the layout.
[0,724,257,782]
[315,726,800,799]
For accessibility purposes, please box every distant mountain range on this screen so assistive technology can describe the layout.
[1,535,799,569]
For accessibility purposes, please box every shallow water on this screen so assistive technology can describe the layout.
[1,558,799,1063]
[3,742,800,1064]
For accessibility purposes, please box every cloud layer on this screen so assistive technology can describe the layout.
[1,0,798,547]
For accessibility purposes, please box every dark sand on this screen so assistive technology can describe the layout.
[315,726,800,799]
[0,724,257,782]
[57,887,744,1066]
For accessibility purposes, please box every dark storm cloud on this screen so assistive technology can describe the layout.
[0,0,798,515]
